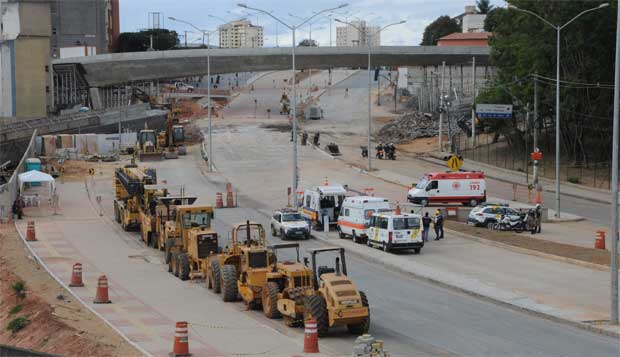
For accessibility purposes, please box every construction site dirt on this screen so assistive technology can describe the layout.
[0,223,140,356]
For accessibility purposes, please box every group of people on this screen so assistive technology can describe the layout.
[422,210,444,242]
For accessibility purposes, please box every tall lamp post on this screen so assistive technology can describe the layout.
[238,3,348,207]
[508,3,609,219]
[334,19,406,172]
[610,1,620,326]
[169,17,216,172]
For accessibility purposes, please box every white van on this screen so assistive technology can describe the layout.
[407,171,486,207]
[336,196,391,243]
[366,211,423,253]
[301,185,347,229]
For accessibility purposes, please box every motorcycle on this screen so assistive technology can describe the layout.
[385,143,396,160]
[492,214,526,233]
[361,146,368,158]
[375,144,384,159]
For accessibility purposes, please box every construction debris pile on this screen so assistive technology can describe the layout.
[376,112,438,144]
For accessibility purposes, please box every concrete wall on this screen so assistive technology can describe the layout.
[0,41,16,117]
[18,1,51,37]
[51,0,108,58]
[14,37,50,118]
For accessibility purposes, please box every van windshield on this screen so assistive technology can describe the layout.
[416,177,429,190]
[393,217,420,230]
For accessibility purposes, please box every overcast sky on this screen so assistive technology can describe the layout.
[120,0,506,46]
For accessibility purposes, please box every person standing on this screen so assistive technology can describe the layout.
[434,209,444,240]
[344,88,349,98]
[422,212,432,242]
[534,204,542,233]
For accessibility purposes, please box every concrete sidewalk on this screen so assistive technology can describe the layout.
[311,228,620,338]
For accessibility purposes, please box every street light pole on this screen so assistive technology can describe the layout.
[239,3,349,207]
[610,0,619,326]
[508,3,609,219]
[168,17,216,171]
[335,19,407,172]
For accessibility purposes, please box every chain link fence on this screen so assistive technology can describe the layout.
[0,130,38,221]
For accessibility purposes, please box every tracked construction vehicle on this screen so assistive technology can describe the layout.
[304,247,370,336]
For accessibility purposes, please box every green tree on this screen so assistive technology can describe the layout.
[117,29,179,52]
[481,0,617,164]
[421,16,461,45]
[477,0,493,14]
[298,39,318,47]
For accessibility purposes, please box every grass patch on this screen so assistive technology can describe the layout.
[9,304,22,315]
[7,317,28,333]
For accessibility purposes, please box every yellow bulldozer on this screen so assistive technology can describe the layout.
[113,164,157,231]
[140,192,197,249]
[304,247,370,336]
[162,204,215,280]
[137,129,164,161]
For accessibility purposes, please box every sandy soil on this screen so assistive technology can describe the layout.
[446,221,620,266]
[0,223,141,356]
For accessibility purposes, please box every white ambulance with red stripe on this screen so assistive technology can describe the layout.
[336,196,391,244]
[407,171,486,206]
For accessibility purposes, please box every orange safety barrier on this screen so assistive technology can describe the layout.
[69,262,84,287]
[26,220,36,241]
[171,321,191,356]
[215,193,223,208]
[303,318,320,353]
[595,230,606,250]
[93,275,111,304]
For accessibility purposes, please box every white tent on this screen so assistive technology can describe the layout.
[18,170,56,195]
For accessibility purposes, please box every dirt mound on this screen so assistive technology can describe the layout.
[0,224,141,356]
[377,112,438,144]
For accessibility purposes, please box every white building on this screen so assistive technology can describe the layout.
[336,21,380,47]
[455,5,487,33]
[218,20,263,48]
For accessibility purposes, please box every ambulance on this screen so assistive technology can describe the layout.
[366,207,424,253]
[301,184,347,229]
[336,196,392,243]
[407,171,486,206]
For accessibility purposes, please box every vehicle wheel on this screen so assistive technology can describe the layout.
[262,282,281,319]
[304,295,329,337]
[420,199,429,207]
[352,231,359,243]
[171,252,179,276]
[147,232,153,248]
[469,199,478,207]
[114,202,121,223]
[178,253,190,281]
[208,260,221,293]
[305,232,311,240]
[347,291,370,335]
[366,238,373,247]
[165,238,174,264]
[413,247,421,254]
[152,233,159,249]
[280,229,287,240]
[337,227,346,239]
[221,265,238,302]
[271,225,278,236]
[382,242,390,252]
[485,220,494,229]
[515,225,524,234]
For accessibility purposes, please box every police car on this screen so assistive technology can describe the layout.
[467,204,521,228]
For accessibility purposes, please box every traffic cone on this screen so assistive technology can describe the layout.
[26,220,36,241]
[215,193,223,208]
[69,262,84,287]
[323,177,329,186]
[303,318,320,353]
[93,275,111,304]
[170,321,191,357]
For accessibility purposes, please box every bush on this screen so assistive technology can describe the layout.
[9,304,22,315]
[7,317,28,333]
[567,176,580,184]
[11,280,26,301]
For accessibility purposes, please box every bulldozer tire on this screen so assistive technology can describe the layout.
[178,253,190,281]
[152,233,159,249]
[114,202,121,223]
[171,252,179,276]
[221,264,238,302]
[304,295,328,337]
[208,261,221,293]
[262,282,281,319]
[146,232,153,248]
[347,291,370,335]
[165,239,174,264]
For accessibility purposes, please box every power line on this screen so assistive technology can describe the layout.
[532,73,615,88]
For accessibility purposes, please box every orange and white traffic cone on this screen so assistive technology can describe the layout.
[26,220,36,241]
[93,275,111,304]
[323,177,329,186]
[303,318,320,353]
[69,262,84,287]
[215,193,223,208]
[170,321,191,357]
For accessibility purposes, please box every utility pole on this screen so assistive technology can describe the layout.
[610,0,619,326]
[533,75,539,186]
[439,61,445,151]
[377,74,380,106]
[471,57,476,148]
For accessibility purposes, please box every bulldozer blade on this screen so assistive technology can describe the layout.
[139,153,164,162]
[164,151,179,159]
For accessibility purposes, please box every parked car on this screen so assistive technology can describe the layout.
[467,204,521,228]
[270,208,311,240]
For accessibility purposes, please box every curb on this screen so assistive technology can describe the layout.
[310,231,619,339]
[13,222,152,357]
